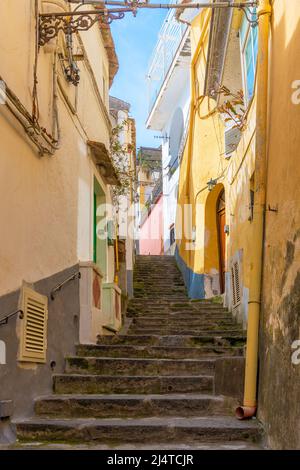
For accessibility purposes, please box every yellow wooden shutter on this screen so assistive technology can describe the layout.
[19,287,48,363]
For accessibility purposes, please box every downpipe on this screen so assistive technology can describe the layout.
[236,0,272,420]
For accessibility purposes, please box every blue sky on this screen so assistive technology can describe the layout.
[110,5,167,150]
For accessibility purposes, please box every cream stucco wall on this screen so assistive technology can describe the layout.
[0,0,115,296]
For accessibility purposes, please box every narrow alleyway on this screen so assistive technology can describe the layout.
[14,256,262,449]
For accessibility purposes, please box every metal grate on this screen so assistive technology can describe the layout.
[231,261,241,308]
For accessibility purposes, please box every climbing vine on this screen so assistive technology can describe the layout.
[216,86,247,131]
[110,120,135,205]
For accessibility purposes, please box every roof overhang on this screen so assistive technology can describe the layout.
[88,141,121,186]
[203,0,233,99]
[96,6,119,87]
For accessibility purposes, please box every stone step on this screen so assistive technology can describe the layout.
[76,344,244,359]
[131,318,236,326]
[34,393,234,419]
[65,357,215,376]
[134,277,182,280]
[127,314,232,321]
[129,302,228,310]
[133,294,188,299]
[16,416,262,445]
[96,334,246,347]
[53,374,214,394]
[4,441,263,450]
[129,328,243,336]
[127,312,232,320]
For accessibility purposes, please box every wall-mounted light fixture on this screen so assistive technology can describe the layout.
[207,178,218,192]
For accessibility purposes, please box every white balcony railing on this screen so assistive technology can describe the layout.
[146,5,188,113]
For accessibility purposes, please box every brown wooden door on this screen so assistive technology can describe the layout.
[217,191,226,293]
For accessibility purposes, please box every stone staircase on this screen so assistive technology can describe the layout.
[15,255,263,449]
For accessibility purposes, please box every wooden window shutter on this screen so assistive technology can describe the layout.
[19,287,48,363]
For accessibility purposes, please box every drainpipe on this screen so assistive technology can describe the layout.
[114,221,119,285]
[236,0,272,420]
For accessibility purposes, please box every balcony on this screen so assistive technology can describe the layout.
[146,6,189,125]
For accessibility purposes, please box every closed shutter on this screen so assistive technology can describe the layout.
[19,287,48,363]
[231,262,241,308]
[225,127,242,156]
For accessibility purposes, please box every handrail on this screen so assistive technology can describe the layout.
[0,309,24,327]
[0,271,82,327]
[50,271,81,300]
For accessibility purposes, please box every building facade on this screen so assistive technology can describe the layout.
[136,146,163,255]
[146,6,191,255]
[109,96,137,299]
[0,0,128,425]
[175,0,300,449]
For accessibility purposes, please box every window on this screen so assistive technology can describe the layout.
[168,108,184,178]
[170,224,175,246]
[231,262,241,308]
[240,9,258,101]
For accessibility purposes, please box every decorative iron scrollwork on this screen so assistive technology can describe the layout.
[240,6,259,27]
[39,11,126,46]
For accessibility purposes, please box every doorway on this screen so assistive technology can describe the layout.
[217,189,226,293]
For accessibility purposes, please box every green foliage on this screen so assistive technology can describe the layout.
[110,120,135,204]
[216,86,247,131]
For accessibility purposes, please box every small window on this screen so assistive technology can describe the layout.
[170,224,175,246]
[240,9,258,102]
[231,262,241,308]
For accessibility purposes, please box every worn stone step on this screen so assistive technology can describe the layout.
[131,318,235,326]
[128,303,228,310]
[16,416,262,445]
[34,394,234,419]
[133,297,189,302]
[127,314,232,321]
[96,334,246,347]
[129,328,243,336]
[126,309,230,321]
[77,344,244,359]
[65,357,215,376]
[128,302,228,310]
[53,374,214,394]
[127,313,232,321]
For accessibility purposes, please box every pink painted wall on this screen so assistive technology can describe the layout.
[139,196,164,255]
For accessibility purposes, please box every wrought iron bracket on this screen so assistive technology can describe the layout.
[38,2,259,46]
[240,6,259,27]
[38,9,129,46]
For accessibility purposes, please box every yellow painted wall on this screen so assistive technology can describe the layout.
[176,7,258,305]
[257,0,300,449]
[177,10,223,271]
[0,0,115,295]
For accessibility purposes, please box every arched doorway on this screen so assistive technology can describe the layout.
[217,189,226,293]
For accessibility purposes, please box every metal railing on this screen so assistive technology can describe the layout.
[0,309,24,327]
[151,177,163,203]
[140,178,163,226]
[147,5,188,112]
[0,270,82,327]
[50,271,81,300]
[166,111,190,179]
